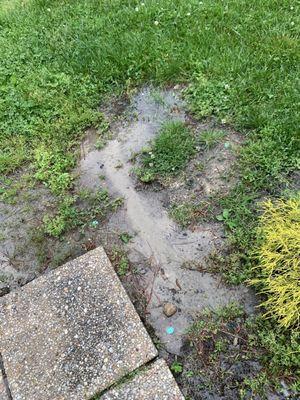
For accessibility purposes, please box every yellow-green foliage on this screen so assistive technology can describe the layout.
[251,197,300,329]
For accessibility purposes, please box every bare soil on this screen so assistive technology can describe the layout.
[0,86,261,399]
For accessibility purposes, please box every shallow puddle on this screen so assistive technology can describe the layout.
[79,87,256,354]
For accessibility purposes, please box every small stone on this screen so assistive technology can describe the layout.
[163,303,177,317]
[166,326,175,335]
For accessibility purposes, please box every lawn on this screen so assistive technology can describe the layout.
[0,0,299,396]
[0,0,298,185]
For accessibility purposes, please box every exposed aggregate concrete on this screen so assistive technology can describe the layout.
[0,247,158,400]
[101,359,184,400]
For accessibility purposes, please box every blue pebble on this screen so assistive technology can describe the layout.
[166,326,174,335]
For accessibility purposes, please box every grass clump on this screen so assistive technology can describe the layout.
[43,196,79,238]
[198,130,226,149]
[210,188,258,283]
[251,197,300,329]
[137,121,195,182]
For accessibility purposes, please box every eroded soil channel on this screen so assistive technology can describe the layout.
[79,87,256,355]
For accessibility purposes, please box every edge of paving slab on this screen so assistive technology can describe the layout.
[0,354,12,400]
[0,247,158,399]
[99,358,185,400]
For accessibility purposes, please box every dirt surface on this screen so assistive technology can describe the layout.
[78,87,256,355]
[0,86,260,399]
[0,184,55,294]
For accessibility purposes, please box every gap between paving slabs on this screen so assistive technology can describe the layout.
[99,358,184,400]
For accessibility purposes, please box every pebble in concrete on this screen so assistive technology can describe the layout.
[0,247,157,400]
[101,359,184,400]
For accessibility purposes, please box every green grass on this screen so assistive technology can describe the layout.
[136,121,195,182]
[198,130,226,149]
[0,0,299,392]
[1,0,298,193]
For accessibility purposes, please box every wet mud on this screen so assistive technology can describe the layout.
[0,86,271,399]
[78,87,256,355]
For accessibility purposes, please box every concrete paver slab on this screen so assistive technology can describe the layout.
[0,247,157,400]
[101,359,184,400]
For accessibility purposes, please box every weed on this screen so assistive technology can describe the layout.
[110,197,124,211]
[43,189,120,238]
[94,124,112,151]
[242,372,269,399]
[109,246,130,277]
[34,145,75,194]
[117,256,129,276]
[0,176,27,204]
[94,139,106,150]
[0,185,18,204]
[136,169,155,184]
[171,361,183,374]
[245,316,300,392]
[211,186,258,283]
[195,161,204,172]
[216,208,237,230]
[43,196,79,238]
[115,162,123,169]
[206,251,250,285]
[119,232,133,244]
[150,88,166,105]
[187,304,300,396]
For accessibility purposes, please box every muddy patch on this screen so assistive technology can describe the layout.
[0,87,256,355]
[0,183,55,293]
[0,85,261,397]
[0,179,120,294]
[78,86,256,355]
